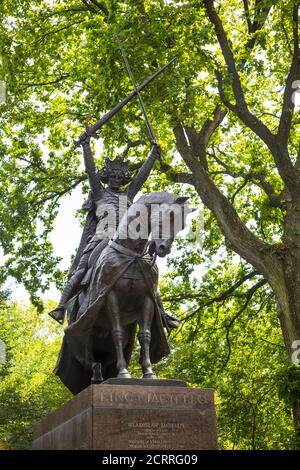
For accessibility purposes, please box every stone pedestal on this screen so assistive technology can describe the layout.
[32,380,217,450]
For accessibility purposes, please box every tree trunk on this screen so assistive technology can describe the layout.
[269,202,300,444]
[278,201,300,356]
[275,285,300,444]
[173,116,300,441]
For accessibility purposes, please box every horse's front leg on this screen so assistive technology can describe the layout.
[106,290,131,379]
[138,295,156,379]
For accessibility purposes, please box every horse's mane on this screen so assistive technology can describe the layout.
[135,191,180,206]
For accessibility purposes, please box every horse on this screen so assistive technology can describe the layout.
[55,192,192,393]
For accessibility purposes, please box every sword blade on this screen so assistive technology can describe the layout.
[74,58,176,147]
[116,34,157,142]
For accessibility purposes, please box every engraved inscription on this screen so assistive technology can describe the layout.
[126,421,186,450]
[96,389,212,408]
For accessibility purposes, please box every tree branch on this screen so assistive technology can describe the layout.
[243,0,272,50]
[230,178,249,204]
[137,2,150,34]
[209,148,284,208]
[174,120,277,279]
[35,176,85,209]
[18,74,69,92]
[162,270,259,303]
[123,139,146,157]
[242,0,252,34]
[33,20,86,45]
[157,159,193,184]
[203,0,248,109]
[184,105,227,170]
[167,170,194,185]
[89,0,108,16]
[38,8,88,20]
[219,279,268,371]
[81,0,97,13]
[15,156,47,173]
[204,0,297,190]
[278,3,300,146]
[198,106,227,147]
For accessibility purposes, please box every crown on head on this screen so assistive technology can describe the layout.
[98,155,132,184]
[104,155,129,173]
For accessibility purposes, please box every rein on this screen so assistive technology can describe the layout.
[108,240,157,266]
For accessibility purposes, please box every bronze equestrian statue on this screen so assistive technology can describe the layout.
[48,58,178,331]
[48,57,187,393]
[54,192,191,394]
[48,136,179,331]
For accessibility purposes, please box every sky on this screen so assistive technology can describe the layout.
[9,185,84,303]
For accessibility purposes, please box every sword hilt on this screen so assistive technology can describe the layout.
[73,125,99,147]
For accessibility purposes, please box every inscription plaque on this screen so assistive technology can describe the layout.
[33,383,217,450]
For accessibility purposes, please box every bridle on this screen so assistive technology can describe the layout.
[108,239,157,266]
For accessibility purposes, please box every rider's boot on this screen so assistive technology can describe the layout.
[48,282,75,324]
[156,296,180,329]
[162,313,180,329]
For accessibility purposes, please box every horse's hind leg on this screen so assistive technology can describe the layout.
[106,290,131,379]
[138,295,156,379]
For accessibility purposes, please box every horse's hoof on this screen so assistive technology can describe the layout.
[142,372,157,379]
[117,369,132,379]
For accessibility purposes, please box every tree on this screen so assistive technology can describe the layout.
[0,294,294,450]
[0,0,300,440]
[155,278,296,450]
[0,300,71,449]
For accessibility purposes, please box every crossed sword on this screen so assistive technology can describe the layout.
[74,43,176,147]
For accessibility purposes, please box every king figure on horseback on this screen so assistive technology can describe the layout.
[48,135,179,330]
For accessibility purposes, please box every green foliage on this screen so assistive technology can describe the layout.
[0,293,294,450]
[112,258,296,450]
[155,257,296,449]
[0,0,299,450]
[276,362,300,447]
[0,0,297,300]
[277,364,300,410]
[0,299,71,449]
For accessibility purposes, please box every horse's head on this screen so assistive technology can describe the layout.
[115,192,195,256]
[136,192,193,258]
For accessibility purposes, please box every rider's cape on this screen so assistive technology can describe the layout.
[54,242,170,395]
[68,193,97,276]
